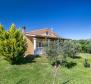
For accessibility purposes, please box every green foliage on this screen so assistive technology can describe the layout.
[0,24,27,64]
[45,39,81,67]
[62,40,81,58]
[78,40,88,53]
[86,42,91,53]
[83,58,90,68]
[45,40,61,66]
[0,24,5,40]
[76,40,91,53]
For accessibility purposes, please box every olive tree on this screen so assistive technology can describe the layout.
[45,39,80,67]
[45,39,67,67]
[62,40,81,58]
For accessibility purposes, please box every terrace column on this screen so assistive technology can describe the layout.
[33,37,36,54]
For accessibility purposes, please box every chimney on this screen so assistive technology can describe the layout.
[22,26,26,33]
[46,31,48,36]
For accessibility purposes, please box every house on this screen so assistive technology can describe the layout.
[23,28,64,55]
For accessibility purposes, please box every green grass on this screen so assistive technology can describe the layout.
[0,53,91,84]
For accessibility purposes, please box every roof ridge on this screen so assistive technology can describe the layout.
[29,28,50,32]
[26,28,59,37]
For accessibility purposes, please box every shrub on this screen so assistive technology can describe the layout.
[83,59,90,68]
[0,24,27,64]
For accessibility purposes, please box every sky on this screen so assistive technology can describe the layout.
[0,0,91,39]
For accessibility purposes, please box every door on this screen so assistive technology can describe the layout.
[34,41,43,55]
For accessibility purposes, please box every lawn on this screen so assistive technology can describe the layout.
[0,53,91,84]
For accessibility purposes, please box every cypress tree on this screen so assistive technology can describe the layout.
[0,24,27,64]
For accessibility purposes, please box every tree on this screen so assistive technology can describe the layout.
[45,39,67,67]
[0,24,5,40]
[45,39,81,67]
[45,39,80,84]
[0,24,27,64]
[46,41,59,65]
[63,40,81,58]
[78,40,89,53]
[86,42,91,53]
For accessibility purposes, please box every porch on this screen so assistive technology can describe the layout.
[33,37,47,55]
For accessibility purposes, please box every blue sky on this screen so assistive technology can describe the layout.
[0,0,91,39]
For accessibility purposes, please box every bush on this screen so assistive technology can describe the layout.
[83,59,90,68]
[0,24,27,64]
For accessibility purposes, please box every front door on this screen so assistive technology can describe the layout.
[34,41,43,55]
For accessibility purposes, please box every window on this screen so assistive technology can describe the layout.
[36,40,43,47]
[39,42,43,47]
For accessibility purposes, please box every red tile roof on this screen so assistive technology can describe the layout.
[26,29,58,38]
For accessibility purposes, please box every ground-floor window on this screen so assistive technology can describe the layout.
[36,39,43,47]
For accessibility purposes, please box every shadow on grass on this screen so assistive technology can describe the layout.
[51,60,77,69]
[65,61,77,69]
[70,55,81,59]
[22,54,41,64]
[62,80,70,84]
[13,54,41,65]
